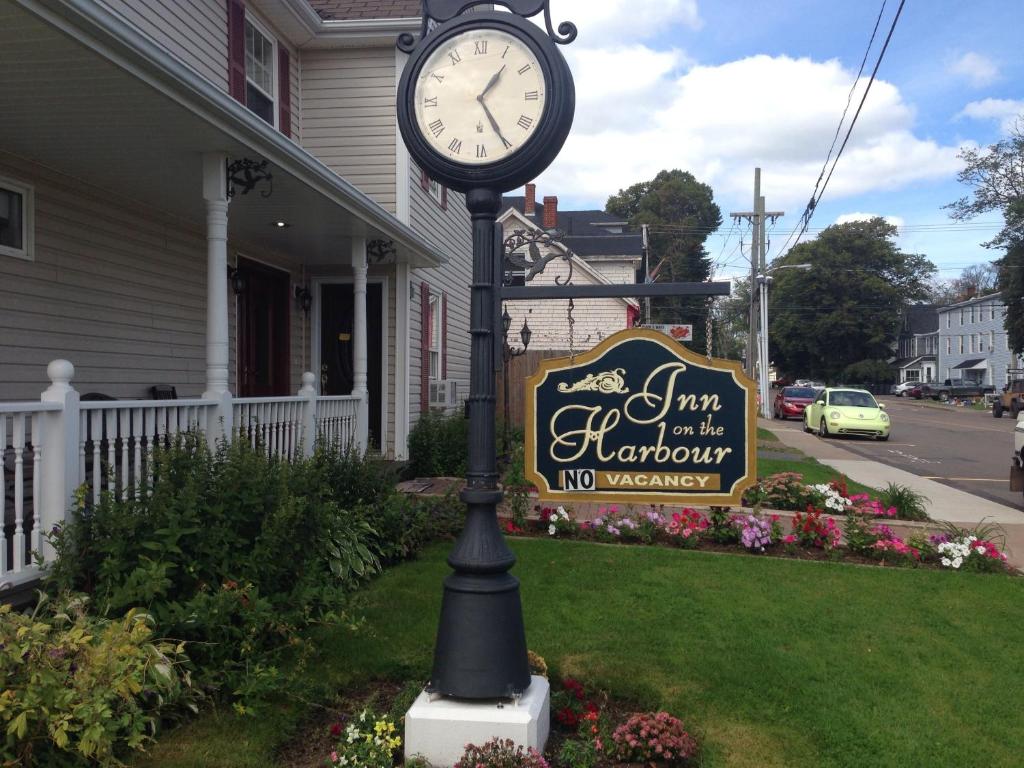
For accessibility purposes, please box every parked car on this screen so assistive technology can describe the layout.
[923,378,995,402]
[1010,412,1024,496]
[794,379,814,387]
[773,386,817,420]
[803,387,891,440]
[891,381,919,397]
[993,379,1024,417]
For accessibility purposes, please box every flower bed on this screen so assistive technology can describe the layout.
[503,473,1012,574]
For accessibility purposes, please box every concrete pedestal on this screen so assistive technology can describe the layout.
[404,675,550,767]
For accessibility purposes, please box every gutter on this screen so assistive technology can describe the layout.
[18,0,446,268]
[277,0,420,47]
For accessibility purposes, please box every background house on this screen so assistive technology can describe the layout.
[891,305,939,384]
[936,293,1021,389]
[499,184,640,352]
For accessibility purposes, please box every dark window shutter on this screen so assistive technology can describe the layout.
[420,168,430,191]
[227,0,246,103]
[442,292,448,379]
[278,47,292,137]
[441,186,448,211]
[420,282,430,412]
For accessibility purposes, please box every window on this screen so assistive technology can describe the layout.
[428,293,441,379]
[990,304,996,321]
[979,334,985,353]
[419,168,448,210]
[970,306,975,324]
[960,310,964,326]
[959,336,964,354]
[244,18,276,126]
[946,337,951,355]
[906,369,920,382]
[990,330,995,351]
[945,313,950,328]
[0,177,33,261]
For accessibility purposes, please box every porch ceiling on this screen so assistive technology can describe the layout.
[0,0,443,267]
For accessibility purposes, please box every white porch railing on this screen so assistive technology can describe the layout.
[0,362,363,590]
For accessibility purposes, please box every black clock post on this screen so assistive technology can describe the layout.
[397,1,576,700]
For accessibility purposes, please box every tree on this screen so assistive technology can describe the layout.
[947,115,1024,351]
[768,218,935,381]
[606,169,722,350]
[928,262,999,304]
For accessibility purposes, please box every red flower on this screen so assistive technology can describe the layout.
[330,722,343,737]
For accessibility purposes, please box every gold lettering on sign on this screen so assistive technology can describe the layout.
[557,368,629,394]
[624,363,722,424]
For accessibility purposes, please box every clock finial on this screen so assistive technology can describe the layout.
[398,0,576,53]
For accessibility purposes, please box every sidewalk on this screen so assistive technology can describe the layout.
[762,418,1024,567]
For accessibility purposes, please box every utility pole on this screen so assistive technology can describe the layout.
[730,168,783,414]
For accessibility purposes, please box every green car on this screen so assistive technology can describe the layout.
[802,388,891,441]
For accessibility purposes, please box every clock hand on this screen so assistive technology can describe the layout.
[479,100,512,149]
[477,64,506,101]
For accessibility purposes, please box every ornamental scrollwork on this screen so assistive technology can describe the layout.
[503,228,575,285]
[398,0,576,53]
[557,368,629,395]
[367,239,397,264]
[226,158,273,199]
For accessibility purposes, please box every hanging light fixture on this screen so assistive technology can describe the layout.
[519,318,532,351]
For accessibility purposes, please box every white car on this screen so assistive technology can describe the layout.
[892,381,918,397]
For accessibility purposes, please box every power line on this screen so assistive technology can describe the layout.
[776,0,908,256]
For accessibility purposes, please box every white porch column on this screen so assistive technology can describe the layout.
[395,262,411,460]
[202,153,230,400]
[351,237,370,453]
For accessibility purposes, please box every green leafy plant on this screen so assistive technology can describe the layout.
[0,595,192,767]
[876,482,930,521]
[325,709,401,768]
[707,506,740,544]
[611,711,698,765]
[455,738,549,768]
[407,411,468,478]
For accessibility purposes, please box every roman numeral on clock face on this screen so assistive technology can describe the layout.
[474,41,487,55]
[431,72,444,83]
[501,135,513,149]
[428,119,444,138]
[448,49,462,65]
[525,91,539,101]
[476,144,487,158]
[518,64,531,75]
[424,96,438,108]
[448,138,463,154]
[517,115,534,130]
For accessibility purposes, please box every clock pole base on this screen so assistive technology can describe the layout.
[405,675,550,767]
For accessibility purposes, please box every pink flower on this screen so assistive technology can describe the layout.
[682,527,693,538]
[783,534,797,544]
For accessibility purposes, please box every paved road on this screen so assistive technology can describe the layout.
[774,395,1021,509]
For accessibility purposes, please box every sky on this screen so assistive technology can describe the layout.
[527,0,1024,283]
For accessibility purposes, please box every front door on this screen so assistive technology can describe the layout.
[320,283,384,450]
[237,258,291,397]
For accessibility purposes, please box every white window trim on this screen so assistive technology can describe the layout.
[244,14,278,129]
[428,292,441,380]
[0,175,34,262]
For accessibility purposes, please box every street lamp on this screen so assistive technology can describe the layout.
[758,263,811,418]
[502,306,531,457]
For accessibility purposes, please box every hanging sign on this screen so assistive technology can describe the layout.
[524,328,757,505]
[649,324,693,342]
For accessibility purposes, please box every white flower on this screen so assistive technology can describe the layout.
[941,557,951,567]
[548,524,556,536]
[952,557,963,569]
[976,546,988,555]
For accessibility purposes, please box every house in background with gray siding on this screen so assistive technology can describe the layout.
[937,293,1023,391]
[0,0,474,460]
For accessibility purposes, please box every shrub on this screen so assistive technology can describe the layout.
[876,482,930,521]
[736,514,774,552]
[707,507,740,544]
[325,709,401,768]
[611,711,698,765]
[930,521,1009,572]
[0,596,192,767]
[456,738,549,768]
[407,411,468,478]
[746,472,817,511]
[551,678,599,730]
[663,508,708,548]
[46,434,462,709]
[788,509,840,549]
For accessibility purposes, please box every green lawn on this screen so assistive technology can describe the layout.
[139,539,1024,768]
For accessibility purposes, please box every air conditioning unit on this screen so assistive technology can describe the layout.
[428,379,459,411]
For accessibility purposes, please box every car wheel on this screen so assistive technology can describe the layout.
[877,434,889,442]
[994,401,1004,418]
[1012,401,1020,418]
[803,417,812,433]
[819,418,829,438]
[939,392,950,403]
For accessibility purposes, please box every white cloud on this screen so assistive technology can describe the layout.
[947,52,999,88]
[958,98,1024,133]
[551,0,700,46]
[835,212,905,230]
[540,52,964,216]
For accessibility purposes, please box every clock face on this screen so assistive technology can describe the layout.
[413,28,547,166]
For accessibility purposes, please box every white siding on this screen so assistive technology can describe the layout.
[408,167,473,424]
[300,47,397,211]
[99,0,229,92]
[0,153,307,401]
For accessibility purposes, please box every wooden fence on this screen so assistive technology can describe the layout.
[497,349,571,430]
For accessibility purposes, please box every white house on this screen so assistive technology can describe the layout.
[499,185,640,351]
[0,0,475,588]
[937,292,1023,390]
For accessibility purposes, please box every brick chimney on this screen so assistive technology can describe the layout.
[542,195,558,230]
[524,183,536,216]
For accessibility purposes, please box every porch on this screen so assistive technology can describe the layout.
[1,359,362,591]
